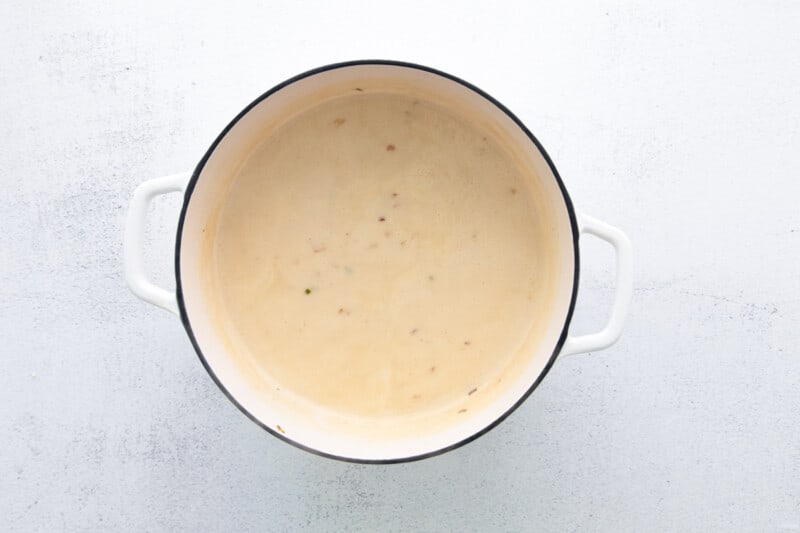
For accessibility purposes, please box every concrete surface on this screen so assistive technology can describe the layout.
[2,1,799,531]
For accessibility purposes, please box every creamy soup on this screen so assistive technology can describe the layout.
[209,91,552,421]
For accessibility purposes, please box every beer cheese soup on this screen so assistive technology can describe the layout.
[208,91,555,421]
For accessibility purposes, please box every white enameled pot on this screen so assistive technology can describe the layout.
[124,61,632,463]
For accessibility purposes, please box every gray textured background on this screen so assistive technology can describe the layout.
[2,1,799,531]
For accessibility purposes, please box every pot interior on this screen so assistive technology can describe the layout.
[178,63,577,461]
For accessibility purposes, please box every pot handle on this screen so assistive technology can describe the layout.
[561,213,633,356]
[124,172,191,315]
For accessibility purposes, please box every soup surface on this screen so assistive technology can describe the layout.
[212,91,551,420]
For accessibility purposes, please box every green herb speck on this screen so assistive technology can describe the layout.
[305,288,311,294]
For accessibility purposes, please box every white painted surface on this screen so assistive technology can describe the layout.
[1,1,798,531]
